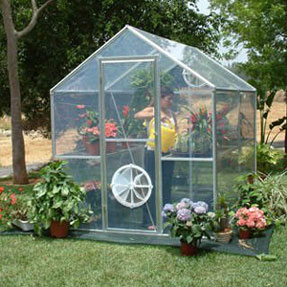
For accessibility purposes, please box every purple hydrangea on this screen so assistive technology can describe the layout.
[162,203,175,218]
[163,203,174,213]
[177,208,191,221]
[194,206,207,215]
[176,202,186,210]
[192,201,208,212]
[180,198,193,207]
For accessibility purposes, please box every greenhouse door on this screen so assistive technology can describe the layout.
[99,56,162,233]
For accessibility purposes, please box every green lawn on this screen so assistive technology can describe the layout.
[1,227,287,287]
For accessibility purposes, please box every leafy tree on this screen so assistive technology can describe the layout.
[0,0,54,184]
[210,0,287,149]
[1,0,222,133]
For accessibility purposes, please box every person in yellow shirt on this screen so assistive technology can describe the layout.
[135,86,176,230]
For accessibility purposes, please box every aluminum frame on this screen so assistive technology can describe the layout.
[212,90,217,209]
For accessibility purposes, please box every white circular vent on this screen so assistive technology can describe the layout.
[182,69,205,88]
[111,164,153,209]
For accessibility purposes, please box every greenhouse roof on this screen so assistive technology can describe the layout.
[51,25,255,93]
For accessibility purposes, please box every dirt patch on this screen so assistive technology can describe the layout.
[257,99,285,145]
[0,133,52,167]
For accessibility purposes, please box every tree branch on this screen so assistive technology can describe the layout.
[15,0,54,39]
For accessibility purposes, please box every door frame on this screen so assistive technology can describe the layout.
[98,55,163,233]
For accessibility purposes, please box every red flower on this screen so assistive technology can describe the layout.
[123,106,130,117]
[0,186,4,194]
[76,105,85,109]
[207,128,211,133]
[190,114,197,123]
[0,214,2,220]
[10,193,17,205]
[18,187,24,192]
[86,120,93,126]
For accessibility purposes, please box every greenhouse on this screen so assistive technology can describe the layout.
[50,25,256,243]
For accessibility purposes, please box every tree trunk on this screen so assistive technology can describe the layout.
[285,89,287,156]
[0,0,28,184]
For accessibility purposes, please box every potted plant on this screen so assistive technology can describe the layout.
[27,161,92,238]
[105,120,118,153]
[0,186,33,231]
[76,105,100,155]
[162,198,214,256]
[180,105,229,156]
[235,206,267,239]
[213,194,233,243]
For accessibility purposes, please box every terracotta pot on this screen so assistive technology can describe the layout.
[50,220,69,238]
[82,137,100,155]
[106,141,116,153]
[180,242,197,256]
[239,229,251,239]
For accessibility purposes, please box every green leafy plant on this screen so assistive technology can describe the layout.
[238,144,284,175]
[27,161,92,235]
[213,194,231,232]
[162,199,214,247]
[254,172,287,226]
[233,174,266,211]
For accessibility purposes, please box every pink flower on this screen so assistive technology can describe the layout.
[92,127,100,136]
[79,113,87,118]
[256,219,266,229]
[76,105,85,109]
[237,219,246,227]
[246,219,255,228]
[86,120,93,126]
[105,122,118,138]
[236,207,266,231]
[235,207,248,218]
[18,187,24,192]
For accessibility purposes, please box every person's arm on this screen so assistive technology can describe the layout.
[134,107,154,120]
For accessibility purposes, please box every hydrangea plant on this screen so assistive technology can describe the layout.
[162,198,214,247]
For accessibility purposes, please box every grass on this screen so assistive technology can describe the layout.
[0,227,287,287]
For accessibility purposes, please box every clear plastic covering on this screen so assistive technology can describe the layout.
[51,25,256,239]
[131,27,255,91]
[215,90,256,203]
